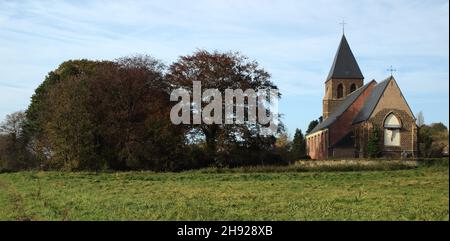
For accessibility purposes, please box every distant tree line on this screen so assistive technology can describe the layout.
[0,51,311,172]
[416,111,449,158]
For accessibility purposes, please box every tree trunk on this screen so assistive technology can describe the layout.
[203,126,218,166]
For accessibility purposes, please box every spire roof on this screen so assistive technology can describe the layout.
[327,35,364,81]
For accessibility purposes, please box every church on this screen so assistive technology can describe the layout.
[306,34,418,159]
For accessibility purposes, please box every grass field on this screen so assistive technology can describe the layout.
[0,160,448,221]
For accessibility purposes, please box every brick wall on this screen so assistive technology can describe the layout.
[306,130,328,159]
[323,99,342,119]
[333,148,356,158]
[369,79,418,157]
[323,78,364,119]
[370,109,418,157]
[328,81,376,148]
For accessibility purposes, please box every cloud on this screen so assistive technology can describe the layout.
[0,0,448,132]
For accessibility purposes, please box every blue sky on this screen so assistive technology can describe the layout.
[0,0,448,136]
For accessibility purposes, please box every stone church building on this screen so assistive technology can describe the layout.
[306,34,418,159]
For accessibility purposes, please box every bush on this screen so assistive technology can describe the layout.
[418,123,449,158]
[367,127,382,158]
[417,157,449,168]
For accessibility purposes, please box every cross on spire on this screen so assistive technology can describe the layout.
[339,18,347,35]
[387,65,397,76]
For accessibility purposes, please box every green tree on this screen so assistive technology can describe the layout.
[367,127,382,158]
[306,120,319,134]
[418,123,448,157]
[45,76,103,170]
[25,60,105,164]
[291,128,306,160]
[418,127,434,157]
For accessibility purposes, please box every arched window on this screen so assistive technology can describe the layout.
[337,84,344,99]
[384,113,401,146]
[350,83,357,93]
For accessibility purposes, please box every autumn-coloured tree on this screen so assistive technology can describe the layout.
[26,56,187,171]
[89,56,186,170]
[274,129,292,163]
[419,123,449,158]
[23,51,286,171]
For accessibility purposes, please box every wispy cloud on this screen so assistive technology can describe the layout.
[0,0,448,132]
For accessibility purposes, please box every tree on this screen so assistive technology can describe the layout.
[416,111,425,127]
[275,132,290,149]
[0,111,37,171]
[166,50,280,167]
[274,130,291,163]
[0,111,26,139]
[366,127,382,158]
[418,127,434,157]
[90,56,186,171]
[429,122,448,133]
[45,75,103,170]
[306,119,319,134]
[24,51,287,171]
[291,128,306,160]
[418,123,449,157]
[318,116,323,123]
[26,56,187,171]
[25,60,105,164]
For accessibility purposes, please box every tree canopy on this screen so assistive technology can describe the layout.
[166,50,282,167]
[2,51,287,172]
[291,129,306,160]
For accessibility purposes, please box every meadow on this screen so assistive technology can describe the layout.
[0,159,448,221]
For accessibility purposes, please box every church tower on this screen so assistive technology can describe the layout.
[323,34,364,119]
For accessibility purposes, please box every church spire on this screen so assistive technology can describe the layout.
[326,35,364,81]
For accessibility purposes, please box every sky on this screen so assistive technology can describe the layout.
[0,0,448,136]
